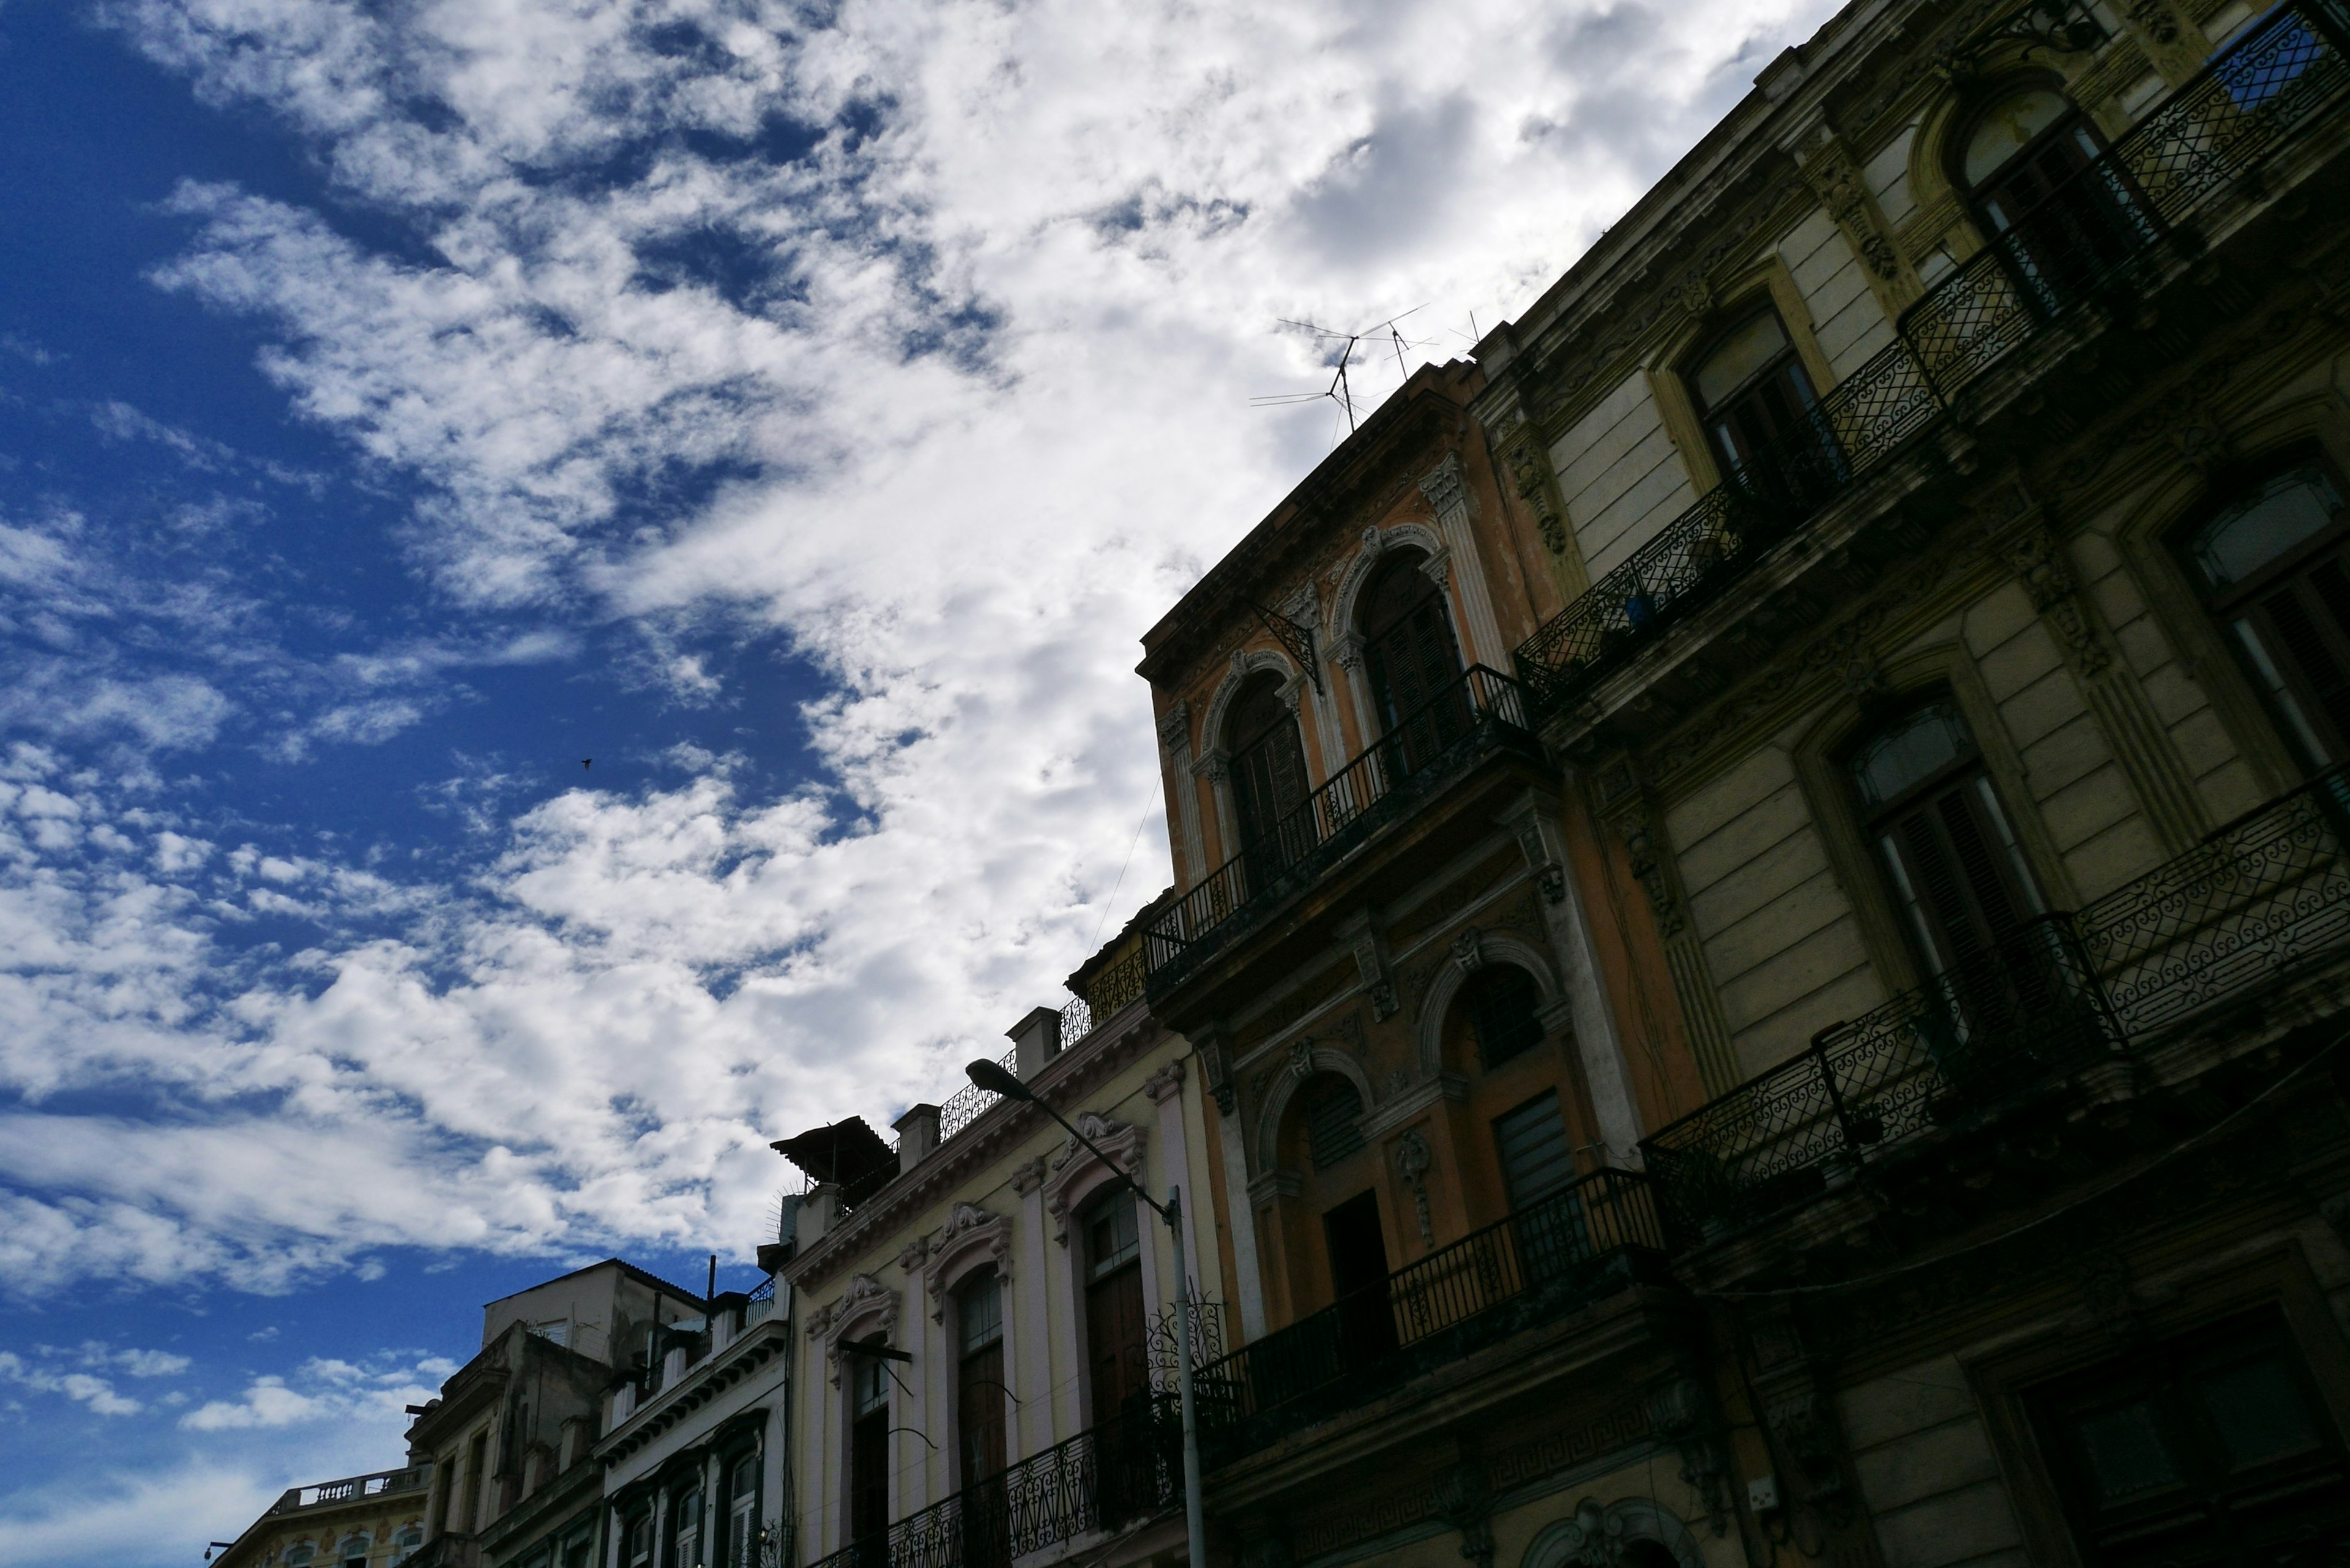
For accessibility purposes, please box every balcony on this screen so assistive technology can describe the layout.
[270,1465,430,1514]
[1145,665,1540,996]
[1193,1168,1665,1461]
[1513,0,2350,720]
[806,1400,1183,1568]
[1641,768,2350,1240]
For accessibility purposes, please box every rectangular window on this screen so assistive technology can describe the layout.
[2029,1312,2348,1566]
[1492,1093,1577,1209]
[848,1339,892,1547]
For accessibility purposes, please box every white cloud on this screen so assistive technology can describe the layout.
[180,1352,446,1430]
[0,1342,192,1417]
[0,0,1839,1297]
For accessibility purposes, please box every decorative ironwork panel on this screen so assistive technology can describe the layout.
[2077,770,2350,1035]
[1145,666,1538,991]
[938,1045,1020,1145]
[1190,1169,1661,1459]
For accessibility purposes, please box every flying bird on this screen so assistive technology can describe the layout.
[581,758,592,771]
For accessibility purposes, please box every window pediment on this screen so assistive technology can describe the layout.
[925,1201,1012,1322]
[1040,1113,1147,1246]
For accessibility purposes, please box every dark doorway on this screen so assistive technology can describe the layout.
[848,1336,892,1557]
[1362,556,1469,775]
[1321,1189,1396,1367]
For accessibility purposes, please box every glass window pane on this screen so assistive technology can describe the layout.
[1851,703,1973,808]
[1693,312,1791,410]
[958,1271,1003,1356]
[2192,469,2343,588]
[1466,966,1546,1068]
[1492,1094,1577,1208]
[2073,1398,2185,1502]
[2195,1356,2321,1469]
[1086,1193,1139,1279]
[1304,1077,1367,1171]
[1964,90,2072,185]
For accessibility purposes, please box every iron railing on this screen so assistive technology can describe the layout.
[1061,945,1148,1045]
[744,1272,778,1327]
[1146,665,1537,991]
[1514,344,1936,709]
[937,1045,1019,1145]
[1193,1168,1662,1458]
[805,1398,1182,1568]
[1642,769,2350,1238]
[1512,0,2350,716]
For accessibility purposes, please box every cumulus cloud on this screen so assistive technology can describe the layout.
[0,0,1837,1297]
[180,1353,449,1431]
[0,1341,193,1417]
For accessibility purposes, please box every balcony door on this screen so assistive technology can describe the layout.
[1688,307,1832,506]
[955,1270,1010,1568]
[1361,554,1468,776]
[2184,464,2350,772]
[1226,674,1312,868]
[724,1450,758,1568]
[848,1336,892,1553]
[1961,87,2148,312]
[1321,1188,1395,1367]
[1083,1190,1155,1528]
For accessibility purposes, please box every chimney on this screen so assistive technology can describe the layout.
[1007,1006,1063,1081]
[893,1103,941,1172]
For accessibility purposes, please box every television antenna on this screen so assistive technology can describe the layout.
[1250,307,1433,434]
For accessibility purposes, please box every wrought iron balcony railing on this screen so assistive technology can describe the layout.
[934,946,1150,1148]
[1512,0,2350,717]
[1641,769,2350,1239]
[805,1398,1183,1568]
[1193,1168,1664,1460]
[1145,665,1538,993]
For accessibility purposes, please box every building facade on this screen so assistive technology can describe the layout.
[1466,0,2350,1564]
[406,1261,710,1568]
[208,1466,431,1568]
[595,1264,793,1568]
[777,921,1220,1568]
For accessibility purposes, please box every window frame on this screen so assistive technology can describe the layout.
[2174,456,2350,774]
[1681,304,1831,499]
[1970,1249,2350,1568]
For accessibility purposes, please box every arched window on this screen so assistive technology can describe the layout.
[339,1535,370,1568]
[1360,553,1468,772]
[1849,700,2043,979]
[1081,1192,1147,1430]
[670,1485,704,1568]
[390,1529,423,1567]
[1460,965,1546,1069]
[2182,463,2350,769]
[286,1548,315,1568]
[622,1512,654,1568]
[1687,307,1828,499]
[724,1450,761,1568]
[1298,1073,1367,1170]
[1957,84,2146,308]
[1225,673,1311,862]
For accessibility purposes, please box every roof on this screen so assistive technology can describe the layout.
[482,1256,709,1311]
[772,1116,897,1188]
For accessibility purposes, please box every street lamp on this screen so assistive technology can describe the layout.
[965,1058,1208,1568]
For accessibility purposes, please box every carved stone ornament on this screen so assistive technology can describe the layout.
[1395,1129,1435,1245]
[815,1273,901,1387]
[1287,1037,1316,1081]
[926,1202,1013,1321]
[1674,272,1715,317]
[1010,1154,1050,1196]
[1156,700,1192,755]
[1418,454,1471,518]
[1999,517,2113,678]
[1516,826,1569,906]
[1430,1460,1495,1568]
[897,1234,933,1274]
[1042,1112,1149,1245]
[1766,1391,1845,1495]
[1506,441,1572,557]
[1451,925,1486,974]
[1618,819,1685,939]
[1143,1058,1186,1105]
[1644,1377,1729,1532]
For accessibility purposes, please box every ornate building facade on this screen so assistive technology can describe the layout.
[775,919,1220,1568]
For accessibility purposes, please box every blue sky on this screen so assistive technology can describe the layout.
[0,1,1829,1561]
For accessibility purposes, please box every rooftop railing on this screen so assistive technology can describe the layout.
[1513,0,2350,717]
[805,1398,1182,1568]
[1193,1168,1663,1460]
[1641,768,2350,1239]
[273,1465,431,1512]
[1145,665,1538,993]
